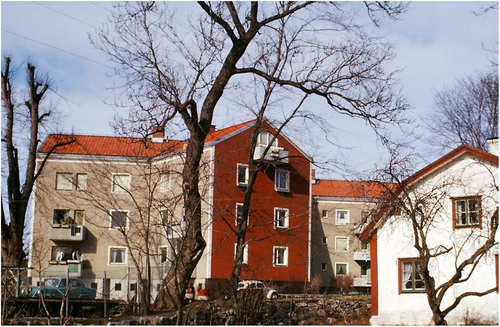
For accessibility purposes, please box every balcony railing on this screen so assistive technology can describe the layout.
[253,145,288,163]
[49,224,85,242]
[353,250,370,261]
[353,276,371,287]
[47,260,82,277]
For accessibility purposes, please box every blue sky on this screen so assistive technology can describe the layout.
[1,1,498,179]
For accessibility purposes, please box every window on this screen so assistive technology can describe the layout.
[274,208,289,229]
[130,283,137,291]
[51,246,81,262]
[321,210,328,219]
[399,259,425,292]
[321,237,328,245]
[56,173,73,190]
[109,247,127,264]
[91,282,98,290]
[235,203,244,226]
[361,265,368,276]
[160,173,170,191]
[160,246,168,263]
[110,210,128,229]
[321,263,328,271]
[273,246,288,266]
[335,263,348,276]
[258,131,278,147]
[112,174,131,193]
[336,210,349,225]
[361,240,369,250]
[73,210,85,225]
[237,164,249,186]
[453,197,481,228]
[53,209,70,225]
[76,173,87,190]
[335,236,349,251]
[234,243,249,265]
[275,169,290,192]
[115,283,122,291]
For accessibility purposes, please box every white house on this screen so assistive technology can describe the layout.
[363,142,498,325]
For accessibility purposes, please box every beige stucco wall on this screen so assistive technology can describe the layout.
[311,197,376,291]
[30,148,214,300]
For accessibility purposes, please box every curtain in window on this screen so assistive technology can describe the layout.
[111,248,123,263]
[402,262,413,289]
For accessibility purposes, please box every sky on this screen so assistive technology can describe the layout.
[1,1,498,179]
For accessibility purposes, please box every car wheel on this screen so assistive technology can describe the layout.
[270,292,278,300]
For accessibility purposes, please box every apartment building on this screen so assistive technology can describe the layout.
[29,120,311,300]
[311,179,389,292]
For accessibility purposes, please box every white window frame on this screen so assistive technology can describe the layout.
[236,164,249,186]
[235,203,245,226]
[159,246,169,264]
[109,210,129,229]
[274,208,289,229]
[112,173,131,193]
[108,246,127,265]
[56,172,73,190]
[335,236,349,252]
[234,243,249,265]
[257,131,278,147]
[160,173,170,191]
[335,262,349,276]
[274,169,290,192]
[76,173,87,191]
[336,209,349,225]
[273,246,288,267]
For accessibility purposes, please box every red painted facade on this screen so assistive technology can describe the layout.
[210,121,310,282]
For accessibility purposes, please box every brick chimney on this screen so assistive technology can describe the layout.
[487,137,498,156]
[152,126,165,143]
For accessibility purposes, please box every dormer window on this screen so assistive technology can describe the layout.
[258,131,278,147]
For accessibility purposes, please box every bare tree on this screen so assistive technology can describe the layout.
[427,71,498,152]
[92,1,409,310]
[367,144,498,325]
[1,57,74,267]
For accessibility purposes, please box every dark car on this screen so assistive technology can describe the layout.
[21,277,96,299]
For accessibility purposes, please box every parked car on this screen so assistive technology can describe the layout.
[237,280,278,300]
[21,277,96,299]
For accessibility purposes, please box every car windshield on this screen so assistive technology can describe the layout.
[44,278,61,287]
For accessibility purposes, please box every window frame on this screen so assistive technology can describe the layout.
[160,173,171,191]
[274,169,290,193]
[335,262,349,276]
[398,258,426,293]
[273,246,288,267]
[321,210,328,219]
[159,246,169,264]
[236,164,249,187]
[321,237,328,245]
[108,246,127,265]
[257,131,278,147]
[55,172,73,190]
[335,236,349,252]
[234,243,249,265]
[336,209,350,225]
[452,196,482,229]
[112,173,131,193]
[76,173,87,191]
[274,207,289,229]
[109,210,129,230]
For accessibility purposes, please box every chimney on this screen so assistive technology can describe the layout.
[209,125,216,134]
[151,126,165,143]
[487,137,498,156]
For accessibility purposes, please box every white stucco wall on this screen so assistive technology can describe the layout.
[371,153,498,325]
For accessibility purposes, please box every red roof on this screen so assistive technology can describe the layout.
[39,120,255,157]
[312,180,393,199]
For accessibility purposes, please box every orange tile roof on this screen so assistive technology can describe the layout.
[312,179,393,199]
[39,120,256,157]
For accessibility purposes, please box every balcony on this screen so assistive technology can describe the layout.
[253,145,288,164]
[49,224,85,242]
[47,260,82,277]
[353,276,371,288]
[353,250,370,261]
